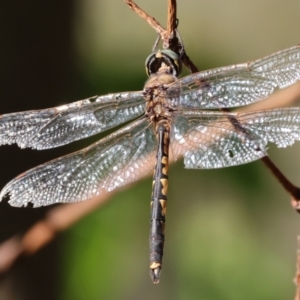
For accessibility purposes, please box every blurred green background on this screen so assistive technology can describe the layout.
[0,0,300,299]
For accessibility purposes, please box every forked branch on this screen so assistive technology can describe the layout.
[124,0,199,72]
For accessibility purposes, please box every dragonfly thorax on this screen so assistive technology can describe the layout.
[144,72,176,123]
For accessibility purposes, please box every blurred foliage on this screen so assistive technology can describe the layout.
[1,0,300,299]
[58,1,300,299]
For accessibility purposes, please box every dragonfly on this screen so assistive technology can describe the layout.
[0,43,300,283]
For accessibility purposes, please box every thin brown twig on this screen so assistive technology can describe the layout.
[181,53,200,73]
[261,156,300,211]
[124,0,199,72]
[223,82,300,209]
[166,0,177,38]
[238,83,300,209]
[124,0,167,42]
[0,189,113,272]
[124,0,177,49]
[295,236,300,300]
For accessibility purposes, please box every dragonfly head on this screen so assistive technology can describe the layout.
[145,49,182,77]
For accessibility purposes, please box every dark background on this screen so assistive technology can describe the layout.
[0,1,300,299]
[0,2,76,300]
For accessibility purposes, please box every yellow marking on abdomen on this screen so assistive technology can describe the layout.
[150,262,161,270]
[160,178,168,196]
[159,199,167,216]
[161,156,168,175]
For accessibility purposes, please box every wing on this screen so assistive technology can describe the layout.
[170,107,300,169]
[0,118,157,207]
[0,91,145,150]
[168,45,300,109]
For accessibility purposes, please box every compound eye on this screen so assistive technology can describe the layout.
[145,49,182,77]
[145,53,156,77]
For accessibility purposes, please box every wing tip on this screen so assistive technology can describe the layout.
[0,184,29,208]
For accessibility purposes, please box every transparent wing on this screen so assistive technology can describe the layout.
[0,118,157,207]
[171,107,300,169]
[168,45,300,109]
[0,91,145,150]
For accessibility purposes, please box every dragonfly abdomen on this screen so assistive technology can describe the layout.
[149,120,170,284]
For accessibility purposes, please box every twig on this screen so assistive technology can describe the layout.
[261,156,300,211]
[181,52,200,73]
[238,83,300,210]
[294,236,300,300]
[124,0,177,49]
[166,0,177,40]
[230,82,300,210]
[0,190,113,272]
[124,0,199,72]
[124,0,167,42]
